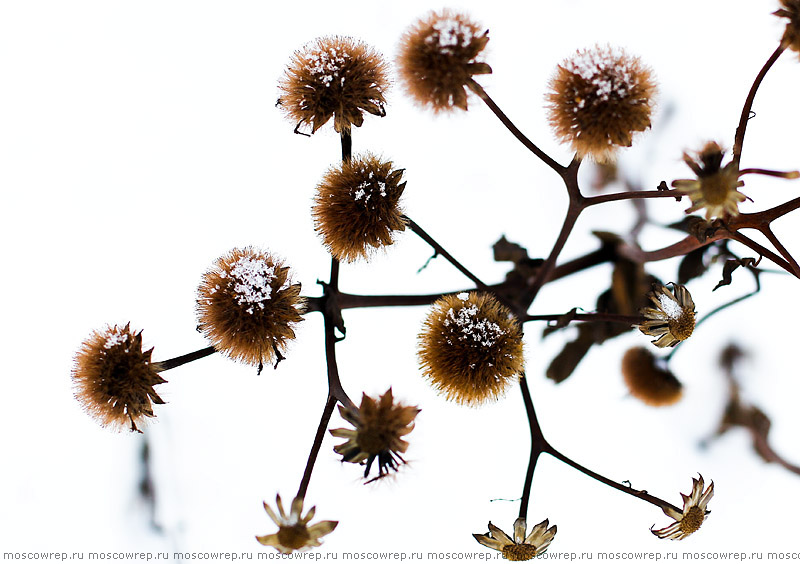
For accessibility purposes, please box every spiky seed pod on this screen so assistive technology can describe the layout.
[546,45,656,162]
[330,389,420,482]
[397,9,491,112]
[278,36,389,134]
[621,347,683,407]
[312,154,407,262]
[196,247,304,369]
[418,292,524,406]
[72,323,166,432]
[776,0,800,55]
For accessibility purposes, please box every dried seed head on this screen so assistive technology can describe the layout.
[330,388,420,482]
[546,45,656,162]
[776,0,800,55]
[72,323,166,432]
[418,292,524,406]
[672,142,746,220]
[196,247,304,368]
[621,347,683,407]
[397,9,492,112]
[312,154,407,262]
[637,282,696,348]
[279,36,389,134]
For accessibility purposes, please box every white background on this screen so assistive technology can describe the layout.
[2,0,800,558]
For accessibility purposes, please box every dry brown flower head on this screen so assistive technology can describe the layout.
[312,154,406,262]
[256,494,337,553]
[279,36,389,134]
[621,347,683,407]
[418,292,524,406]
[196,247,304,370]
[637,283,696,348]
[330,388,420,482]
[72,323,166,432]
[652,475,714,540]
[776,0,800,55]
[397,9,491,112]
[672,141,746,220]
[474,518,557,561]
[546,45,656,162]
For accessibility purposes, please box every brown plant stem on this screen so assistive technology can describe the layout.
[466,78,566,175]
[151,346,217,372]
[523,312,640,325]
[296,393,338,500]
[584,188,682,207]
[732,44,786,164]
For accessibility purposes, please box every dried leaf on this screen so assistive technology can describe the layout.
[713,257,760,291]
[493,235,529,263]
[677,247,710,285]
[546,333,594,383]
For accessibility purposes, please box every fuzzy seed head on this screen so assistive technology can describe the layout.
[621,347,683,407]
[313,154,407,262]
[72,323,166,432]
[418,292,524,406]
[196,247,304,368]
[397,10,492,112]
[546,45,656,162]
[776,0,800,55]
[279,36,389,134]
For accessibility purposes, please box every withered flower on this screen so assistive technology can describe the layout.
[256,495,337,554]
[418,292,524,406]
[312,154,407,262]
[72,323,166,432]
[397,9,491,112]
[474,518,557,561]
[652,475,714,540]
[776,0,800,55]
[279,36,389,134]
[637,283,696,348]
[621,347,683,406]
[330,389,420,482]
[672,142,746,220]
[196,247,304,370]
[546,45,656,162]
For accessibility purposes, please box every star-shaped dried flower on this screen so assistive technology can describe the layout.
[474,518,557,561]
[652,475,714,540]
[672,142,746,220]
[637,283,696,348]
[256,495,337,554]
[330,389,419,482]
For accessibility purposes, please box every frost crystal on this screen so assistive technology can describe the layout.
[228,256,277,313]
[425,18,474,54]
[659,293,683,320]
[564,47,638,103]
[305,46,350,88]
[443,304,506,347]
[104,329,129,350]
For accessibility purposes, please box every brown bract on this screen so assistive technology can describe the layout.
[312,154,406,262]
[418,292,524,406]
[279,36,388,134]
[397,10,491,112]
[621,347,683,407]
[329,388,420,482]
[72,323,166,432]
[196,247,304,369]
[776,0,800,55]
[546,45,656,162]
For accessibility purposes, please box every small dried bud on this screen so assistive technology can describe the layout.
[196,247,304,369]
[278,36,389,134]
[546,45,656,162]
[397,10,491,112]
[775,0,800,55]
[72,323,166,432]
[418,292,524,406]
[312,154,407,262]
[330,389,420,482]
[621,347,683,407]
